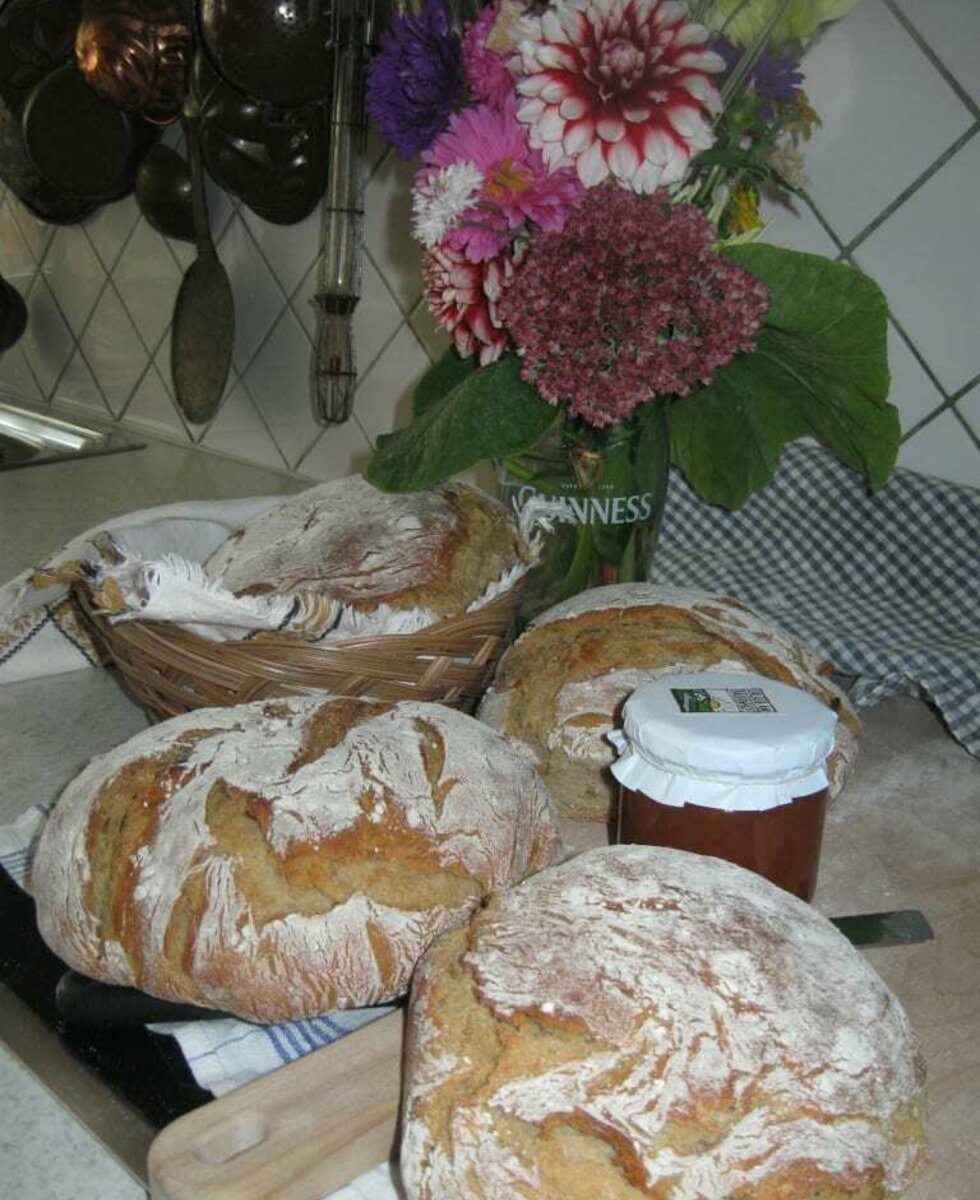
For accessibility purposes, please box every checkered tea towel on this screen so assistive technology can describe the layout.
[651,443,980,758]
[0,805,395,1099]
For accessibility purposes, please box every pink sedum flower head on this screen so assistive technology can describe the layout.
[421,94,583,262]
[513,0,725,193]
[423,240,526,365]
[499,186,770,427]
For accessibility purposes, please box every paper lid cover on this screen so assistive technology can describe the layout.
[609,672,838,812]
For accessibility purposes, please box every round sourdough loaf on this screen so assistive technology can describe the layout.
[32,695,561,1022]
[203,476,528,622]
[402,845,927,1200]
[478,584,861,822]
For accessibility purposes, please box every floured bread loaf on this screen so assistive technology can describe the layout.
[402,845,927,1200]
[204,476,528,624]
[32,695,561,1022]
[478,584,861,822]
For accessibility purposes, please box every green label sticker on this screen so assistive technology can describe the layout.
[670,687,777,714]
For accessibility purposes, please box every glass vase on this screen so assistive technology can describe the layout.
[497,401,670,625]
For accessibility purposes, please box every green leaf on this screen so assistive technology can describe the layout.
[411,348,477,420]
[366,354,560,491]
[669,244,899,509]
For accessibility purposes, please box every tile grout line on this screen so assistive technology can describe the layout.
[842,123,979,258]
[881,0,980,122]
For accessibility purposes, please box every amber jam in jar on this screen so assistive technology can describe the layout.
[617,785,829,901]
[609,672,838,902]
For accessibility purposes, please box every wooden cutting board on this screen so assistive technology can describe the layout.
[147,1008,404,1200]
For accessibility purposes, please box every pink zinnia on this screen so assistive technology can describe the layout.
[462,1,515,105]
[423,240,525,365]
[499,187,770,427]
[420,94,583,262]
[513,0,724,193]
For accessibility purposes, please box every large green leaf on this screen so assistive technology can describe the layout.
[412,348,477,420]
[669,244,899,509]
[367,353,560,491]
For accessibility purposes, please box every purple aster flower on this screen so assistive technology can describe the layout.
[366,0,464,159]
[712,36,804,122]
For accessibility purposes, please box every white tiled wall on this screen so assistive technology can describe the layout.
[0,0,977,490]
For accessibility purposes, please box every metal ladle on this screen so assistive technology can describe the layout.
[170,112,235,424]
[135,143,195,242]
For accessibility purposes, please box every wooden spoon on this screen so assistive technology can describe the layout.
[170,115,234,425]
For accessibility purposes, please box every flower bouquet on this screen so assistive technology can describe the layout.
[364,0,899,618]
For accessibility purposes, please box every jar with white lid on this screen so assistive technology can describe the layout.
[609,671,839,900]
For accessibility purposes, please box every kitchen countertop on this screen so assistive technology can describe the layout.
[1,439,978,1199]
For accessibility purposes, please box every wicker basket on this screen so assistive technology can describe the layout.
[73,583,521,721]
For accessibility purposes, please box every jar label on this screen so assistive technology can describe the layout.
[671,687,778,714]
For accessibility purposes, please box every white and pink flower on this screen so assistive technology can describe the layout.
[423,240,526,365]
[417,94,582,262]
[512,0,725,194]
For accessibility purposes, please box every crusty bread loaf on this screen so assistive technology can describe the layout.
[478,583,861,822]
[204,476,528,622]
[32,695,561,1022]
[402,845,927,1200]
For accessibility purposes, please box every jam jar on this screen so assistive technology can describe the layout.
[609,672,838,901]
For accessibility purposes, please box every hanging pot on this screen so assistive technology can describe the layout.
[0,92,94,222]
[21,61,157,203]
[0,0,81,115]
[197,0,335,108]
[193,52,327,226]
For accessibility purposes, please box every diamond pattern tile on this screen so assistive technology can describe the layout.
[79,285,149,416]
[801,0,972,242]
[218,213,288,373]
[243,307,322,467]
[240,204,321,299]
[42,226,107,338]
[888,322,946,434]
[894,0,980,105]
[295,415,373,482]
[202,380,290,472]
[7,194,54,263]
[758,196,839,257]
[84,195,141,274]
[957,383,980,444]
[54,350,112,421]
[898,407,980,487]
[855,133,980,396]
[21,275,74,397]
[408,295,451,363]
[112,217,182,352]
[364,153,423,313]
[0,198,37,280]
[122,362,191,441]
[352,322,431,445]
[0,343,43,403]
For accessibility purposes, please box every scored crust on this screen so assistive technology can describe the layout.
[31,695,561,1022]
[203,477,528,620]
[402,845,927,1200]
[478,584,862,822]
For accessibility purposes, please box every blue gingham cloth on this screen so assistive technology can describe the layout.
[652,443,980,758]
[0,803,394,1099]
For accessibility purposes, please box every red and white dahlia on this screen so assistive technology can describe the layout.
[423,240,525,365]
[513,0,725,194]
